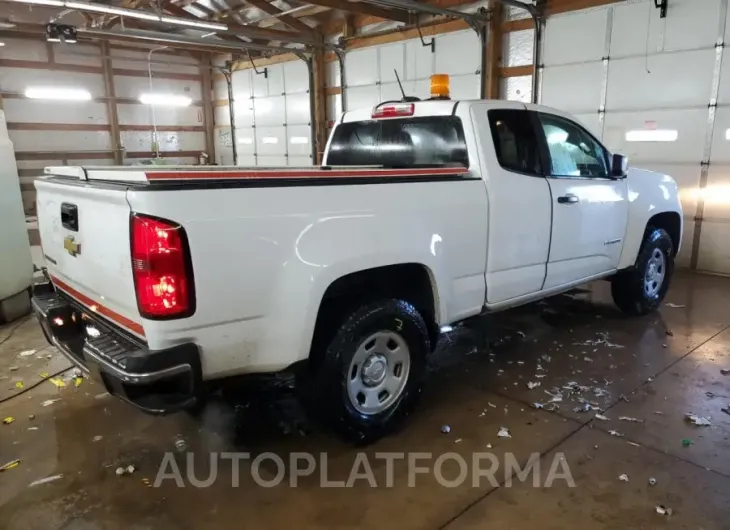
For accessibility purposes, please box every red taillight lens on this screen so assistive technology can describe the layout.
[131,214,194,319]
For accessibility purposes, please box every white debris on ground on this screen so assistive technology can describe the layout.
[17,350,37,358]
[685,413,712,426]
[665,303,685,308]
[40,399,60,407]
[573,332,624,349]
[29,474,63,487]
[441,425,451,434]
[649,477,657,486]
[115,465,136,476]
[527,381,541,390]
[656,505,673,516]
[618,416,644,423]
[608,430,624,437]
[618,473,629,482]
[497,427,511,438]
[594,414,609,421]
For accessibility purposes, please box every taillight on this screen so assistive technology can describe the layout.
[130,214,194,319]
[371,103,414,119]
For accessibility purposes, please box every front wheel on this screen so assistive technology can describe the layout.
[611,227,674,315]
[303,299,431,444]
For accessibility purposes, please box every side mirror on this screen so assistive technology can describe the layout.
[611,153,628,178]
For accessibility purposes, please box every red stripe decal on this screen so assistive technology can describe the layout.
[50,275,145,337]
[146,167,468,181]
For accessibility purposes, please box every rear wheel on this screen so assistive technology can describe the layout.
[611,227,674,315]
[302,299,431,444]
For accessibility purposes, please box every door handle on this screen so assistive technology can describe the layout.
[557,194,579,205]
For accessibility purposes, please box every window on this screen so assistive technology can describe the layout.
[488,109,542,176]
[539,114,608,178]
[326,116,467,168]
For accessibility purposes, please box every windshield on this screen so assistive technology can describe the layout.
[326,116,468,168]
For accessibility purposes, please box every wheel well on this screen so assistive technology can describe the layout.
[648,212,682,256]
[311,264,439,358]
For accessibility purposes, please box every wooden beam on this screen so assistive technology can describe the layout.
[6,123,205,132]
[100,41,123,165]
[200,55,216,162]
[312,47,328,165]
[243,0,315,35]
[485,1,503,99]
[304,0,410,24]
[0,58,202,81]
[500,64,533,77]
[345,18,468,50]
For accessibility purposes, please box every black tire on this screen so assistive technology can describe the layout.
[302,299,431,444]
[611,227,674,315]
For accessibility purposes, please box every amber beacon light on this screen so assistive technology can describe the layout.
[430,74,450,99]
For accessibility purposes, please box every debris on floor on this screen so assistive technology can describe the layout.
[0,459,20,472]
[531,402,544,409]
[682,438,693,447]
[618,416,644,423]
[594,414,609,421]
[618,473,629,482]
[608,430,624,437]
[441,425,451,434]
[721,405,730,416]
[93,435,103,442]
[15,381,23,389]
[29,474,63,487]
[720,369,729,376]
[41,399,61,407]
[8,366,18,372]
[49,378,66,388]
[17,349,36,358]
[116,465,136,476]
[527,381,541,389]
[685,413,712,426]
[666,329,674,337]
[649,477,657,486]
[454,438,462,444]
[3,417,15,425]
[656,505,673,517]
[497,427,511,438]
[174,436,187,452]
[665,303,685,308]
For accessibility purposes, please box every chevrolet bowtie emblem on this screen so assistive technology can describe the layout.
[63,236,81,257]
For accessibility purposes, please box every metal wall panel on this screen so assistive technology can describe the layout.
[501,75,532,103]
[379,42,406,83]
[434,31,480,75]
[0,68,105,95]
[0,37,48,61]
[55,44,103,67]
[404,39,434,80]
[541,62,603,113]
[117,105,202,126]
[254,95,286,127]
[113,75,201,100]
[697,222,730,273]
[715,50,730,105]
[503,29,534,68]
[543,9,607,66]
[607,50,715,110]
[345,48,379,86]
[111,58,198,75]
[287,125,312,157]
[700,165,730,220]
[214,105,231,127]
[283,60,309,93]
[603,109,707,163]
[346,84,380,111]
[285,92,311,125]
[9,130,111,151]
[3,99,108,124]
[120,130,205,153]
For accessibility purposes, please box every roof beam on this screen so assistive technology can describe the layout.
[243,0,315,34]
[303,0,411,23]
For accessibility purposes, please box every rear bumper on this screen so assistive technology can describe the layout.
[32,281,203,414]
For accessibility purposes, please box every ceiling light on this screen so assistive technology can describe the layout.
[139,93,192,107]
[25,87,92,100]
[13,0,64,6]
[0,42,4,47]
[625,129,678,142]
[64,1,159,20]
[159,17,227,31]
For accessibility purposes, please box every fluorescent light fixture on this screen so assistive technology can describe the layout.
[24,87,92,101]
[238,137,253,144]
[0,42,4,47]
[262,137,279,144]
[64,1,160,20]
[725,128,730,140]
[290,136,309,144]
[14,0,64,6]
[625,129,678,142]
[139,93,192,107]
[159,16,227,31]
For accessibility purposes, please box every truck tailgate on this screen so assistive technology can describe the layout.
[35,179,143,337]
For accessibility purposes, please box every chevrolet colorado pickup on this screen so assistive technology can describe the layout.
[32,94,682,442]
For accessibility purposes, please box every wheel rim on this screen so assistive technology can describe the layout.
[346,331,411,415]
[644,248,666,298]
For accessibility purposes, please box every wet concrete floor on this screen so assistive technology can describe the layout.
[0,271,729,529]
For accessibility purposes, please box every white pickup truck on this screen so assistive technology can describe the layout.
[32,92,682,442]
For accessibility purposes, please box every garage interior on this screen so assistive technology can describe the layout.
[1,0,730,528]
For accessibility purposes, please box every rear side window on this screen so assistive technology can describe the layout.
[488,109,542,176]
[326,116,468,168]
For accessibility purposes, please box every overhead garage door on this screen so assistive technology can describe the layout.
[342,29,482,112]
[539,0,730,273]
[230,60,313,167]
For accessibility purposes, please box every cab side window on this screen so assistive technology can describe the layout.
[539,113,609,178]
[488,109,543,176]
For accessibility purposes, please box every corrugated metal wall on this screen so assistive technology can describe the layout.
[0,36,206,215]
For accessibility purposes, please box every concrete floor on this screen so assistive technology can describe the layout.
[1,271,729,529]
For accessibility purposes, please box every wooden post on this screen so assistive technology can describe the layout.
[312,44,328,165]
[485,0,504,99]
[100,42,123,165]
[200,54,216,163]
